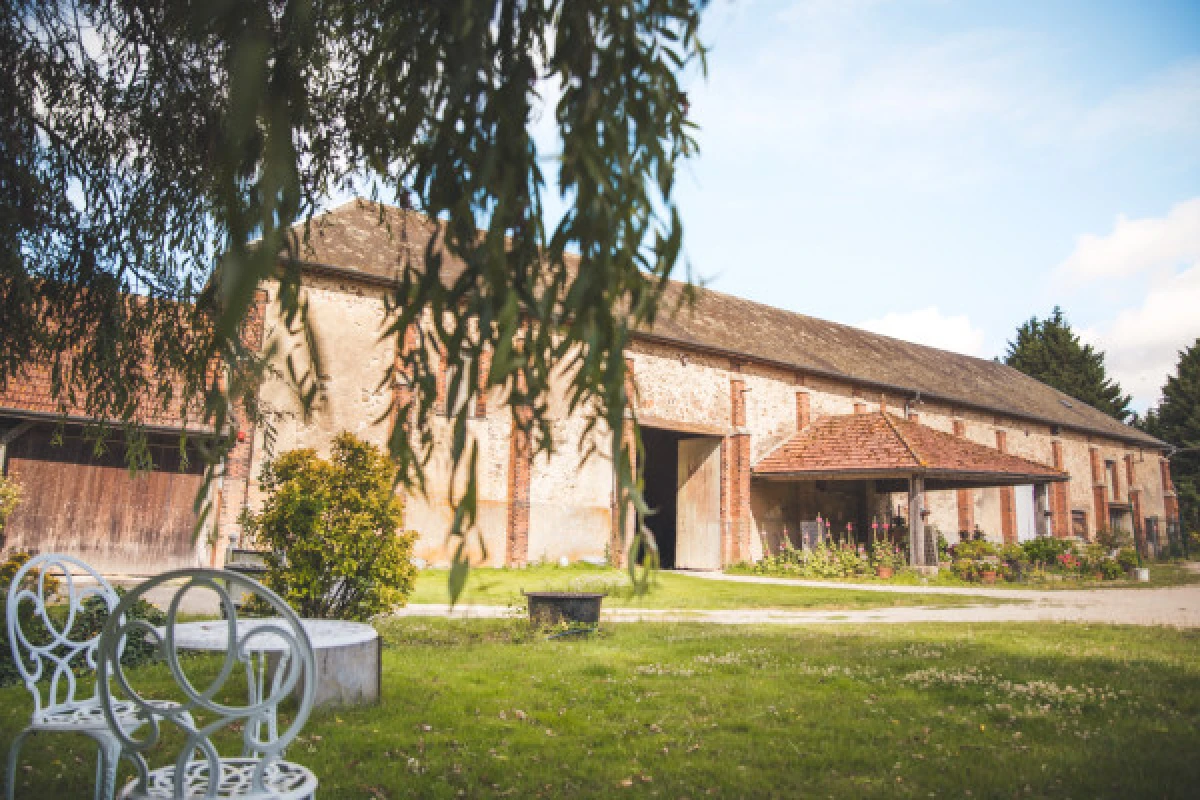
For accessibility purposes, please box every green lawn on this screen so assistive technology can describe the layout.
[3,621,1198,798]
[409,565,1020,609]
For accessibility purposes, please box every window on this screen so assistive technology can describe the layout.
[1071,510,1087,539]
[1105,461,1120,502]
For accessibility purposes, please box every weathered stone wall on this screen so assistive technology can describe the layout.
[243,270,1175,569]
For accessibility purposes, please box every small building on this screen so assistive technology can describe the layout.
[1,200,1182,572]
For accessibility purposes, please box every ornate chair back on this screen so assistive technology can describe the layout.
[96,569,316,798]
[5,553,121,721]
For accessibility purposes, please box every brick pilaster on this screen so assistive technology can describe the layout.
[723,378,751,565]
[853,402,867,415]
[1051,441,1069,537]
[215,289,270,558]
[610,357,638,569]
[1089,447,1107,539]
[995,430,1016,543]
[795,391,810,430]
[1161,457,1180,526]
[506,406,532,567]
[953,420,974,535]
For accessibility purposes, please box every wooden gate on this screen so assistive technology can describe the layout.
[2,424,206,574]
[675,437,722,570]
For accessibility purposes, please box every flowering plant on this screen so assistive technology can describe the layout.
[871,538,904,570]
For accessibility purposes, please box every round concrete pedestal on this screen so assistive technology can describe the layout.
[167,618,381,708]
[291,619,381,707]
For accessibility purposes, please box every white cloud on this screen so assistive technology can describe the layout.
[1081,263,1200,409]
[1055,197,1200,283]
[858,307,986,356]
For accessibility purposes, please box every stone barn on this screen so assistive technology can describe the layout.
[1,200,1181,573]
[217,201,1177,571]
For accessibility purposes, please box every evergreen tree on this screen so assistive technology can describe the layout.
[1144,339,1200,536]
[1004,307,1132,422]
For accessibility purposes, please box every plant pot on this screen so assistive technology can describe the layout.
[981,570,998,584]
[523,591,606,627]
[1133,567,1150,583]
[875,566,894,579]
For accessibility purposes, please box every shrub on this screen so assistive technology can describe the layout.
[1022,536,1070,566]
[952,539,997,561]
[1116,547,1140,572]
[871,538,905,571]
[998,543,1030,580]
[0,475,21,546]
[241,432,418,621]
[751,541,874,579]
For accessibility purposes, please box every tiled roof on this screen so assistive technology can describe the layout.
[754,412,1067,484]
[0,361,208,432]
[286,199,1162,449]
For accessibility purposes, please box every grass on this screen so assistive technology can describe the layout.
[408,565,1021,610]
[726,560,1200,591]
[3,620,1198,798]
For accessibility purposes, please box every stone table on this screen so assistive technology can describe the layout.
[165,618,381,707]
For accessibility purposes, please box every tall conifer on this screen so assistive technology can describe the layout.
[1004,307,1132,422]
[1144,339,1200,536]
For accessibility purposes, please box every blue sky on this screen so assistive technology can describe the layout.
[657,0,1200,411]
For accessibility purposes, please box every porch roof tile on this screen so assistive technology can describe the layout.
[753,412,1067,484]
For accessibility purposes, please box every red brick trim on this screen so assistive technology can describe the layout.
[952,420,974,535]
[731,379,746,428]
[506,408,532,567]
[1051,441,1069,537]
[723,378,751,564]
[1089,447,1106,539]
[995,431,1016,543]
[795,391,811,430]
[216,289,270,554]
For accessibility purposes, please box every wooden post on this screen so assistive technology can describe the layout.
[1034,484,1050,537]
[908,475,925,567]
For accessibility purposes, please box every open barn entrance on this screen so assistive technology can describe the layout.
[640,426,722,570]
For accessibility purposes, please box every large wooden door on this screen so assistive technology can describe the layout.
[3,425,206,574]
[675,438,722,570]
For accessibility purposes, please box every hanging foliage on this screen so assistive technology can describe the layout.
[1,1,706,595]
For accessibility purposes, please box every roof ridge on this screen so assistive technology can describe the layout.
[882,412,925,469]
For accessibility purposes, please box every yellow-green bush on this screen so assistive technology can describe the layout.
[241,432,417,621]
[0,476,21,546]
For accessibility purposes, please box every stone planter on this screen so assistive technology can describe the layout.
[523,591,606,627]
[875,566,894,579]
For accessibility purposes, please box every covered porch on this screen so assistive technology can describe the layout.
[752,412,1069,567]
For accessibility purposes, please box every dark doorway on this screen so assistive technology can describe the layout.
[640,426,683,568]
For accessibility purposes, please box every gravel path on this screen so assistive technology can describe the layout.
[394,569,1200,628]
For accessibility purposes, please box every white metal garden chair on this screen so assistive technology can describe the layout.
[96,568,318,799]
[5,553,146,800]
